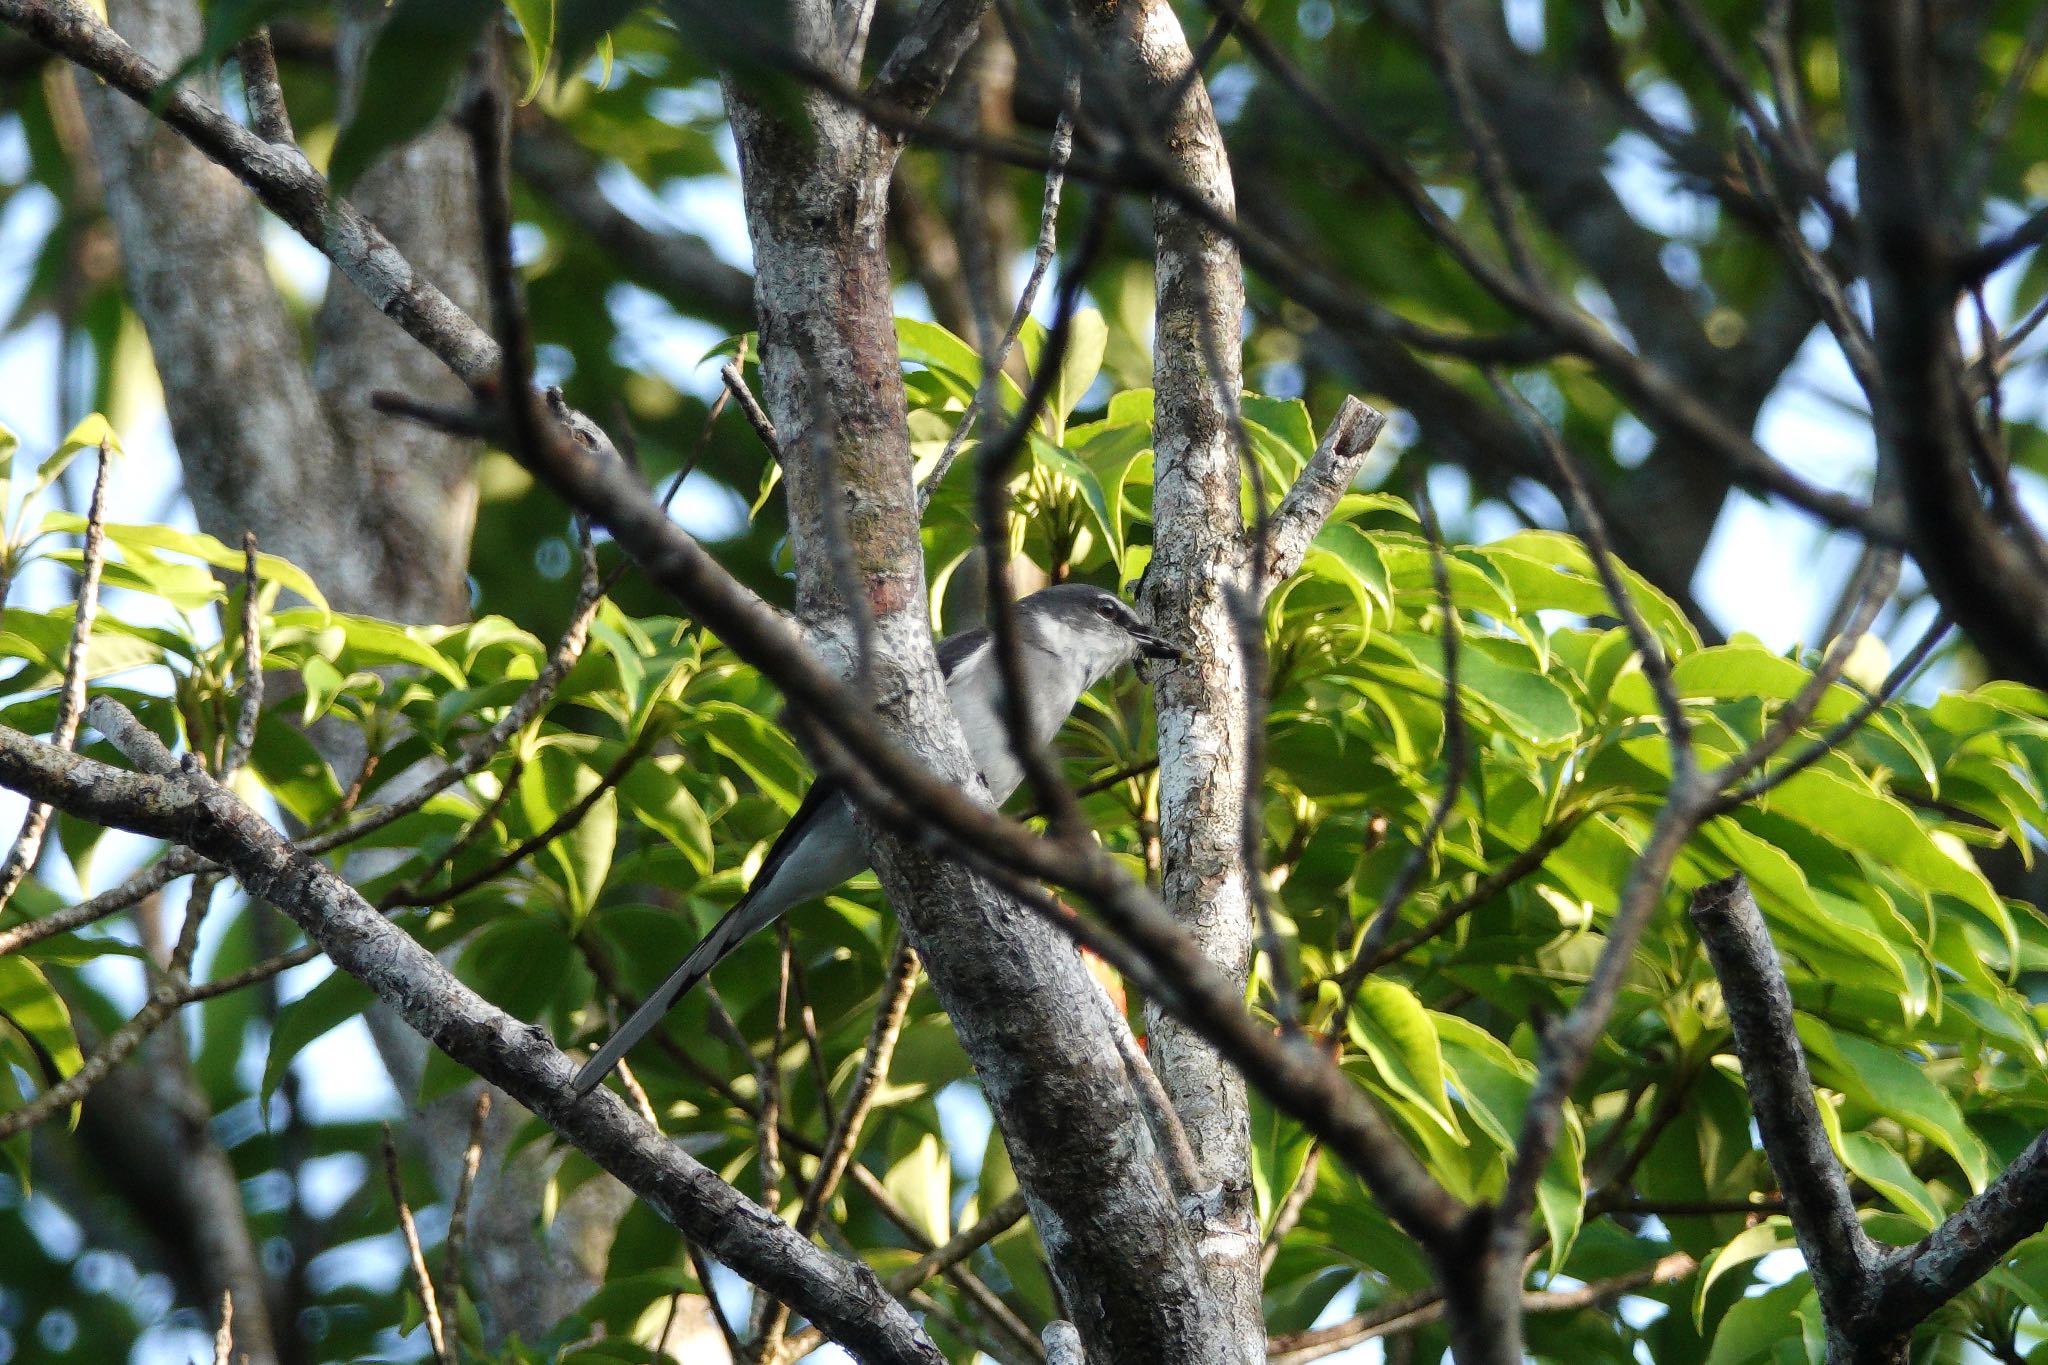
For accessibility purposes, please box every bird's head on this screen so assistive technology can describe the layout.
[1019,584,1185,684]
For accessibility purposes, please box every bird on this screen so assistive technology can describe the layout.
[571,583,1184,1098]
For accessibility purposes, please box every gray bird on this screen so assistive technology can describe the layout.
[572,584,1182,1097]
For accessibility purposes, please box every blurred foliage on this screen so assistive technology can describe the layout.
[3,0,2048,1361]
[4,318,2048,1361]
[10,0,2044,642]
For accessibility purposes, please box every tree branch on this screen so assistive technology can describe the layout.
[1261,397,1387,585]
[0,704,943,1365]
[1688,876,1882,1327]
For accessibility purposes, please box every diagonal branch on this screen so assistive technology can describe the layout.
[0,0,500,387]
[1688,876,1882,1327]
[0,701,943,1365]
[1261,397,1387,586]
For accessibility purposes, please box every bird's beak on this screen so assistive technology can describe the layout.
[1131,628,1185,665]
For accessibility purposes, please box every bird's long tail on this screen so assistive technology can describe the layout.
[571,888,781,1098]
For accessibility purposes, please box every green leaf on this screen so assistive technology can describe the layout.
[523,745,618,922]
[1345,979,1457,1138]
[1303,523,1392,627]
[1484,529,1698,652]
[883,1129,951,1245]
[1049,308,1108,437]
[506,0,556,99]
[1695,1216,1800,1326]
[1030,434,1116,557]
[43,513,329,614]
[245,708,345,824]
[616,757,713,874]
[1794,1014,1992,1189]
[555,0,641,73]
[0,956,84,1092]
[897,317,983,386]
[1839,1130,1943,1229]
[327,0,501,197]
[1765,768,2005,927]
[1396,630,1581,748]
[263,969,373,1106]
[1671,645,1859,724]
[46,412,122,473]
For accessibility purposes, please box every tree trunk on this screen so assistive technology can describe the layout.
[1073,0,1268,1355]
[723,10,1248,1356]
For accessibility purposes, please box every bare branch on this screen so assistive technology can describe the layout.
[382,1124,452,1365]
[1262,398,1387,585]
[868,0,994,124]
[0,0,500,386]
[211,1292,233,1365]
[0,847,202,958]
[720,360,785,466]
[511,126,754,328]
[1042,1321,1084,1365]
[0,705,943,1364]
[1689,877,1883,1329]
[223,531,264,780]
[1267,1251,1697,1365]
[443,1089,491,1314]
[1882,1128,2048,1335]
[233,28,293,145]
[756,942,922,1359]
[918,81,1077,510]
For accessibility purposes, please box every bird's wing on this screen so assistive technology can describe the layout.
[577,629,990,1099]
[935,626,992,678]
[572,780,849,1098]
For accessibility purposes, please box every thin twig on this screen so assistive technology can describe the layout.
[756,941,922,1358]
[1494,375,1693,776]
[382,729,656,907]
[1266,1251,1698,1364]
[1709,613,1951,814]
[234,28,294,145]
[0,849,202,958]
[1710,549,1898,794]
[781,1190,1039,1363]
[304,562,604,854]
[1332,483,1467,1004]
[0,440,112,912]
[721,361,784,465]
[223,531,264,779]
[688,1236,744,1363]
[1260,1141,1321,1274]
[918,77,1078,510]
[211,1291,233,1365]
[796,939,919,1235]
[443,1090,492,1314]
[381,1124,452,1365]
[1356,811,1587,977]
[1424,0,1540,285]
[972,192,1116,834]
[785,947,837,1134]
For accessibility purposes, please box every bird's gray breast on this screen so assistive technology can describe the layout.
[943,637,1090,804]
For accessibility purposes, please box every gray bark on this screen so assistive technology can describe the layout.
[0,709,945,1365]
[724,7,1247,1357]
[1073,1,1266,1356]
[76,0,589,1349]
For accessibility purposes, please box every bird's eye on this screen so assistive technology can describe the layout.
[1095,601,1117,620]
